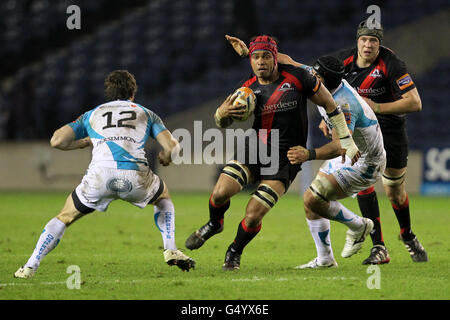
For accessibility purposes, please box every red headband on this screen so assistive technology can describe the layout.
[249,35,278,66]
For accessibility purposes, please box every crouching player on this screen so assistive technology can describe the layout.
[286,56,386,268]
[14,70,195,278]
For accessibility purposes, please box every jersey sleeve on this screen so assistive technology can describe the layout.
[148,111,167,139]
[387,54,416,97]
[301,69,321,97]
[68,113,88,140]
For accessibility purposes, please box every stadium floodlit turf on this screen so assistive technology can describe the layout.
[1,191,449,300]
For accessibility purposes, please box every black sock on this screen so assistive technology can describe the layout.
[229,219,261,254]
[391,194,415,241]
[357,188,385,246]
[209,195,230,229]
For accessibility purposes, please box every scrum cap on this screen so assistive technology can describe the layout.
[313,56,344,90]
[357,19,384,42]
[249,35,278,66]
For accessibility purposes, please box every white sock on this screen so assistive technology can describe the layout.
[154,198,177,250]
[327,201,364,230]
[306,218,335,264]
[25,218,66,270]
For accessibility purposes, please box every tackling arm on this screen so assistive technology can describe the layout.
[287,129,348,164]
[50,125,92,150]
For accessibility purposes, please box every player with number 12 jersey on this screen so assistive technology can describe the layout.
[70,100,166,172]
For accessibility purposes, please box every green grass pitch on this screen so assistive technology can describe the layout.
[0,190,449,300]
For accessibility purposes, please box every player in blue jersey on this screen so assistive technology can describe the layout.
[14,70,195,278]
[285,56,386,268]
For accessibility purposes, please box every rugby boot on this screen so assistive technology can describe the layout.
[164,249,196,272]
[341,218,374,258]
[185,221,223,250]
[222,246,241,271]
[362,245,391,265]
[295,257,338,269]
[14,266,36,279]
[401,235,428,262]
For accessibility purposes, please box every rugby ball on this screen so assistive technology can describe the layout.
[231,87,256,122]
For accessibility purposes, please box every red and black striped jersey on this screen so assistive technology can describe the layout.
[334,46,416,131]
[240,63,320,150]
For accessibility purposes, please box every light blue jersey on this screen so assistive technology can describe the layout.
[69,100,166,171]
[317,79,385,165]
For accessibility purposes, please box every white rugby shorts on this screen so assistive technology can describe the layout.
[74,166,163,212]
[319,157,386,197]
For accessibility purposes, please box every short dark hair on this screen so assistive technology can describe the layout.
[104,70,137,101]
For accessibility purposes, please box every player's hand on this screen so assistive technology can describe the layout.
[319,120,331,139]
[341,146,361,165]
[158,150,171,166]
[225,35,249,57]
[80,137,92,149]
[352,149,361,165]
[287,146,309,164]
[217,94,246,119]
[362,97,381,113]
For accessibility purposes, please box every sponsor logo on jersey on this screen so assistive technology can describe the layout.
[370,68,383,78]
[261,100,298,114]
[97,136,137,145]
[396,73,414,90]
[278,82,294,91]
[357,87,386,96]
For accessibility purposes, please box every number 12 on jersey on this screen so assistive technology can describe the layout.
[102,111,137,129]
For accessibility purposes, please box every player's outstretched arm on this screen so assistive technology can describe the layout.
[156,130,180,166]
[277,53,304,67]
[363,88,422,115]
[225,35,249,57]
[50,125,92,150]
[287,130,347,165]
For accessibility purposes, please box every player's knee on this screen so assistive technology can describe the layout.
[211,184,232,205]
[386,188,407,207]
[303,189,326,216]
[221,161,250,191]
[303,189,316,210]
[383,172,407,205]
[244,204,265,229]
[303,191,318,219]
[251,183,280,211]
[307,175,336,208]
[382,171,406,188]
[55,212,77,226]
